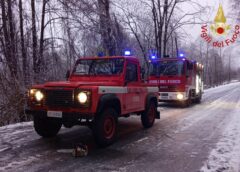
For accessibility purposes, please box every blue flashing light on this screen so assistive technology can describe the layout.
[98,52,105,57]
[179,53,184,57]
[151,55,157,59]
[124,50,131,56]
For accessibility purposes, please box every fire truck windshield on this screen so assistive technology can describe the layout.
[150,61,184,76]
[73,58,124,76]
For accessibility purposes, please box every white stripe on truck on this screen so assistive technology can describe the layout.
[98,86,158,94]
[147,87,158,92]
[98,86,128,94]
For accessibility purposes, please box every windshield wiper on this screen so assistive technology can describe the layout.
[161,63,176,75]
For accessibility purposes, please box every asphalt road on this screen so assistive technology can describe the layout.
[1,82,240,172]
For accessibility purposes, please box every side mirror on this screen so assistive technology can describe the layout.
[66,70,70,80]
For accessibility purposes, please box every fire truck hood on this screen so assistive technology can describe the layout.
[44,81,120,88]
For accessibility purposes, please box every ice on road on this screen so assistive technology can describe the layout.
[1,82,240,172]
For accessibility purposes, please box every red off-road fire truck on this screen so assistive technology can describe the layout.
[26,56,160,147]
[148,57,204,106]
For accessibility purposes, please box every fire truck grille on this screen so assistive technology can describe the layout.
[159,86,178,92]
[45,90,73,108]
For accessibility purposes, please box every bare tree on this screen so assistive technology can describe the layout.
[1,0,18,77]
[98,0,116,55]
[39,0,49,69]
[19,0,28,85]
[31,0,39,78]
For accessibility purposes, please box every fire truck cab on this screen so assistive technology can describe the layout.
[148,57,204,106]
[26,56,160,147]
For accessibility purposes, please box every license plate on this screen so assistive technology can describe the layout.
[47,111,62,118]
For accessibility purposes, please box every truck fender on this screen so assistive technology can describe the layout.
[97,94,121,116]
[145,93,160,119]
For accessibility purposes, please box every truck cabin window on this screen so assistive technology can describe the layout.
[150,61,184,76]
[73,58,124,76]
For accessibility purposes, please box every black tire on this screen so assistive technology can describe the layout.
[181,91,192,108]
[195,94,202,103]
[141,101,156,128]
[182,98,191,107]
[34,116,62,138]
[93,108,118,147]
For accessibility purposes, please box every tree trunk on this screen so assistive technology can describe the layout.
[175,36,178,58]
[98,0,115,56]
[163,0,168,57]
[151,0,159,58]
[31,0,39,77]
[19,0,28,85]
[7,0,18,77]
[39,0,48,73]
[152,0,164,58]
[1,0,17,78]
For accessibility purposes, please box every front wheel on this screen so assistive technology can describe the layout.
[93,108,118,147]
[141,101,156,128]
[181,91,192,108]
[34,116,62,138]
[182,98,191,107]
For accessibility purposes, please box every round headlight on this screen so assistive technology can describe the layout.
[35,91,44,102]
[177,93,184,100]
[77,92,88,104]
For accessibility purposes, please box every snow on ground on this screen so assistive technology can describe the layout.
[0,156,39,171]
[204,81,240,94]
[200,96,240,172]
[0,121,32,130]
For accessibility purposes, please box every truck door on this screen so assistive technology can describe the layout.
[124,61,144,112]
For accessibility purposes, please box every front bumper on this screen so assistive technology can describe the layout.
[159,92,187,101]
[25,108,94,120]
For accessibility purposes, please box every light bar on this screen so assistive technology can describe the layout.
[151,55,157,59]
[179,53,184,57]
[124,50,131,56]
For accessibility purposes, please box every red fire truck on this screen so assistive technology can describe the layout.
[148,57,204,106]
[26,55,160,147]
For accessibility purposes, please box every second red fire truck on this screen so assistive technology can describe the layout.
[148,56,204,107]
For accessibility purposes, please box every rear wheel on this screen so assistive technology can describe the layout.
[141,101,156,128]
[34,116,62,138]
[93,108,118,147]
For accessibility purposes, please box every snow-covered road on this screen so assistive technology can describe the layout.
[1,82,240,172]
